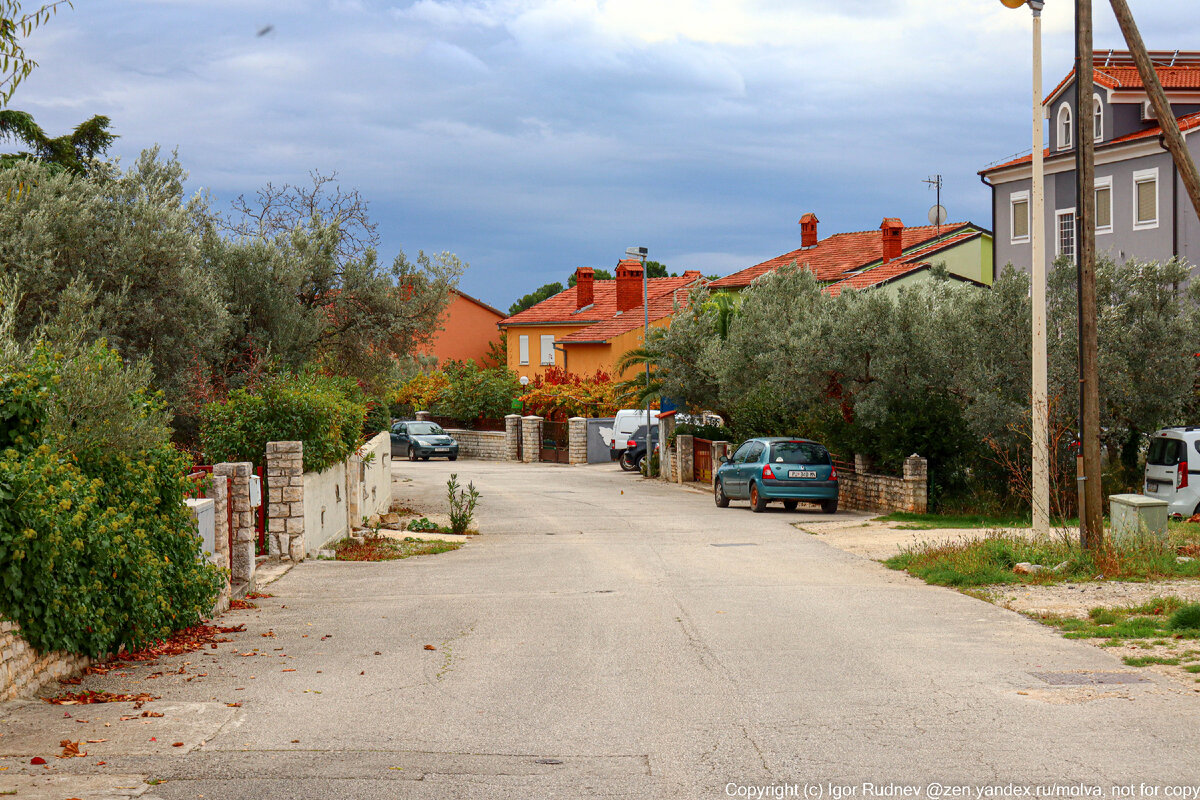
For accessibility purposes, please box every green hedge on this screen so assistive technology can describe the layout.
[0,346,223,657]
[199,371,368,472]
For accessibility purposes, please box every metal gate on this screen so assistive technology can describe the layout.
[540,420,571,464]
[693,438,713,484]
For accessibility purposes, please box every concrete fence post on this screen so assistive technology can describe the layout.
[504,414,523,461]
[414,410,432,422]
[659,415,676,482]
[214,461,255,585]
[712,441,730,486]
[521,416,543,463]
[267,441,306,562]
[903,454,929,514]
[677,434,694,484]
[568,417,588,464]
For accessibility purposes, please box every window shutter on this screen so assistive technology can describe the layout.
[519,335,529,365]
[1012,199,1029,239]
[1137,178,1156,224]
[540,334,555,365]
[1095,186,1111,229]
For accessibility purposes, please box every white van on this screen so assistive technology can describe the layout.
[1144,426,1200,518]
[602,409,660,459]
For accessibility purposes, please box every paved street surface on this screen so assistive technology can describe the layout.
[5,460,1200,799]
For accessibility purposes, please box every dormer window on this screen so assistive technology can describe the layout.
[1093,95,1103,142]
[1058,103,1073,149]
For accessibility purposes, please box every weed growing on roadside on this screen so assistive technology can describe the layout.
[446,474,480,535]
[1168,604,1200,630]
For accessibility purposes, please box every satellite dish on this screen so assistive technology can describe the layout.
[928,204,948,226]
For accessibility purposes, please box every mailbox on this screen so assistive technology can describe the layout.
[249,474,262,508]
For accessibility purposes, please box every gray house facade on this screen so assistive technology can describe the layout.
[981,50,1200,280]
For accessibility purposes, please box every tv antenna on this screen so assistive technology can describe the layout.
[923,174,947,235]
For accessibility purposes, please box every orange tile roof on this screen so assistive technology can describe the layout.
[500,272,700,326]
[822,229,981,297]
[557,290,691,343]
[981,110,1200,174]
[708,222,976,289]
[1044,52,1200,105]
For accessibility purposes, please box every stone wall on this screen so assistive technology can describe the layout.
[0,620,90,702]
[676,434,694,485]
[444,429,508,460]
[215,461,256,586]
[837,455,928,514]
[568,417,587,464]
[266,441,306,562]
[505,415,522,461]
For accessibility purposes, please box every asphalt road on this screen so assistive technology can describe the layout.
[7,460,1200,799]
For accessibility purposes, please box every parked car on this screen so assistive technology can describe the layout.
[605,409,660,461]
[1144,426,1200,518]
[714,437,838,513]
[391,420,459,461]
[619,424,660,472]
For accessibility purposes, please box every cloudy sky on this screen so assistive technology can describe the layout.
[16,0,1200,308]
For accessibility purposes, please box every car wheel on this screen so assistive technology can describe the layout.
[821,498,838,515]
[408,446,418,462]
[619,451,637,472]
[783,500,798,512]
[714,479,730,508]
[421,455,430,461]
[750,483,767,513]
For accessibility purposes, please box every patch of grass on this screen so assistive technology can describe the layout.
[333,535,461,562]
[874,512,1036,530]
[1184,664,1200,673]
[885,530,1200,587]
[1035,596,1200,641]
[1123,655,1181,667]
[1168,603,1200,630]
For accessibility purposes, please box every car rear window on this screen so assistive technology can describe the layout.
[769,442,831,466]
[1147,437,1185,466]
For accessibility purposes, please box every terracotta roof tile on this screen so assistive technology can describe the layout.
[709,222,974,289]
[981,110,1200,174]
[557,291,691,343]
[1044,53,1200,105]
[500,272,699,326]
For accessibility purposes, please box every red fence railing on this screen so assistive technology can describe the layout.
[693,438,713,484]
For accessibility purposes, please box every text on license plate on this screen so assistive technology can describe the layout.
[788,470,817,479]
[436,448,449,452]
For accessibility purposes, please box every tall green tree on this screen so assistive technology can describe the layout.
[508,282,563,315]
[0,110,115,173]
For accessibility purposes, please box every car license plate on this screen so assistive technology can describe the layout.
[436,448,449,452]
[789,470,817,479]
[1146,482,1158,492]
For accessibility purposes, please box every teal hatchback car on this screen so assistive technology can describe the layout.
[714,437,838,513]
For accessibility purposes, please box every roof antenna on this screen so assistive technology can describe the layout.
[923,174,946,236]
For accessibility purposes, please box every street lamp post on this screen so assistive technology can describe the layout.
[1001,0,1050,535]
[626,246,651,446]
[519,375,529,416]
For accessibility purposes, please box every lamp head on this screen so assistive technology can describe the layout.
[999,0,1026,7]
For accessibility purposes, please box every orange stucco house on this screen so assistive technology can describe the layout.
[422,288,507,366]
[498,260,704,381]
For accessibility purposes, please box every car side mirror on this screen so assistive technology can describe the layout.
[718,455,730,463]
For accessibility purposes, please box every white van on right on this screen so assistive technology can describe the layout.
[1144,426,1200,518]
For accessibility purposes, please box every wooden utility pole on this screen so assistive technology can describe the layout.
[1075,0,1104,548]
[1108,0,1200,224]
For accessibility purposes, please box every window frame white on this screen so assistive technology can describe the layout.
[1132,167,1160,231]
[1094,175,1113,235]
[1057,103,1073,149]
[539,334,556,366]
[1093,94,1103,142]
[518,334,529,366]
[1055,207,1077,259]
[1009,189,1031,245]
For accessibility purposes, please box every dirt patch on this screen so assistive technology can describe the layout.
[797,518,999,561]
[977,580,1200,619]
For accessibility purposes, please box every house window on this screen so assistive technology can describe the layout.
[1133,167,1159,229]
[1058,103,1073,149]
[518,334,529,365]
[1095,176,1112,234]
[1056,209,1076,259]
[540,334,556,365]
[1093,94,1103,142]
[1010,190,1030,244]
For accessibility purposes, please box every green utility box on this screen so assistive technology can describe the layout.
[1108,494,1168,545]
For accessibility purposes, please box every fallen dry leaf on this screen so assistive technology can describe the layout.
[226,702,242,707]
[141,711,164,718]
[424,645,437,651]
[58,740,87,759]
[29,757,46,765]
[46,691,158,706]
[172,742,184,747]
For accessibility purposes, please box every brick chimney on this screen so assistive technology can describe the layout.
[575,267,594,309]
[880,218,904,263]
[799,213,819,249]
[615,259,644,312]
